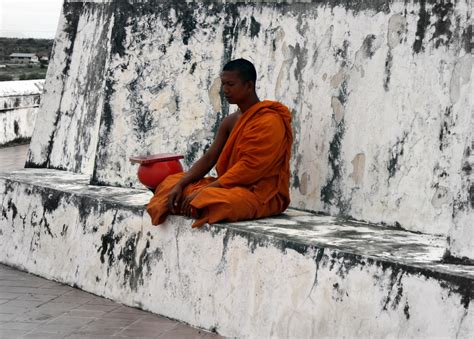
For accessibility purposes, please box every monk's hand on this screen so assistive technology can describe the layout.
[168,184,184,214]
[180,191,199,218]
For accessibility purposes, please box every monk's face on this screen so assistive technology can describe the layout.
[220,70,254,105]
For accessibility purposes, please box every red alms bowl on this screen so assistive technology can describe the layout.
[130,154,184,190]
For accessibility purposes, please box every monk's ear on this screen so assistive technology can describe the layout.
[246,80,255,92]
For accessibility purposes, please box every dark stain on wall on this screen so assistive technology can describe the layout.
[439,122,450,151]
[215,230,232,275]
[461,24,472,52]
[383,51,393,91]
[411,0,457,51]
[75,195,105,232]
[430,1,454,48]
[98,218,123,270]
[320,109,346,210]
[461,162,472,176]
[183,49,192,63]
[60,224,68,236]
[130,239,164,290]
[250,16,261,38]
[245,230,274,254]
[118,233,140,289]
[361,34,377,58]
[185,142,201,168]
[38,190,65,238]
[387,132,408,179]
[292,154,302,190]
[291,43,308,81]
[41,189,62,214]
[174,4,198,46]
[90,77,115,186]
[129,1,200,47]
[439,107,453,151]
[308,248,326,292]
[62,3,83,77]
[7,199,18,221]
[404,301,410,319]
[131,104,155,137]
[13,121,20,136]
[330,251,366,279]
[331,282,344,301]
[382,268,404,311]
[110,0,132,57]
[220,4,240,119]
[190,62,197,74]
[412,0,430,53]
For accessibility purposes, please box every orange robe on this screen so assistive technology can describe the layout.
[146,100,293,228]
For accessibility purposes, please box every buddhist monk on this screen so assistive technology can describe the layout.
[146,58,293,228]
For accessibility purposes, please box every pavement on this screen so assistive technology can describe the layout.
[0,144,29,171]
[0,144,224,339]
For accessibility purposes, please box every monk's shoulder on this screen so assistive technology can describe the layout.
[252,109,285,129]
[222,110,241,132]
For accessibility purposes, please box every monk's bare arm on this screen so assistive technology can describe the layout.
[168,112,239,211]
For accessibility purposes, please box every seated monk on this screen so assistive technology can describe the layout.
[146,58,293,228]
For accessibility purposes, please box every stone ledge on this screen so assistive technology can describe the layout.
[1,169,472,279]
[1,169,473,337]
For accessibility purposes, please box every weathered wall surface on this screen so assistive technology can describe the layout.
[1,170,472,338]
[0,80,44,146]
[26,3,113,174]
[449,121,473,259]
[25,1,472,241]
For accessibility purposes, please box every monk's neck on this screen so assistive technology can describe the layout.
[237,95,260,115]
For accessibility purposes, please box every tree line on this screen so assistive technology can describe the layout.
[0,38,53,61]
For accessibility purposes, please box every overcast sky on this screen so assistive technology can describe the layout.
[0,0,63,39]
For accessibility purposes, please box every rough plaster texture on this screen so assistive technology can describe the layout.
[24,1,472,252]
[1,169,472,338]
[0,80,44,146]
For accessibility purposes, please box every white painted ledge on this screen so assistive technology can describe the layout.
[0,169,472,338]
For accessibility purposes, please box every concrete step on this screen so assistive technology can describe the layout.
[1,169,473,338]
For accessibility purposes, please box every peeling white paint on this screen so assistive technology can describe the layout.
[0,169,472,338]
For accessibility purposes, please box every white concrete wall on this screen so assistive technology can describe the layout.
[0,80,44,146]
[24,2,472,252]
[26,2,113,172]
[0,171,472,338]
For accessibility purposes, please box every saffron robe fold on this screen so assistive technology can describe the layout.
[146,100,293,228]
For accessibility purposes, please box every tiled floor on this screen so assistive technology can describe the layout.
[0,145,224,338]
[0,265,221,338]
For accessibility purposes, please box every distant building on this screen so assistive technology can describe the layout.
[9,53,39,64]
[40,56,49,62]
